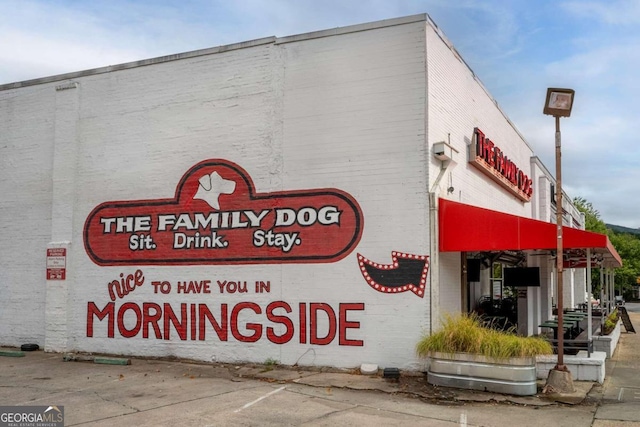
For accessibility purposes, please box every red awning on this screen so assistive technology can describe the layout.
[438,198,622,268]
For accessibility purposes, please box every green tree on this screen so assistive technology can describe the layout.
[608,232,640,300]
[573,197,607,234]
[574,196,639,300]
[573,196,608,295]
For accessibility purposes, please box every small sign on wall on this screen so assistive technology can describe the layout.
[46,248,66,280]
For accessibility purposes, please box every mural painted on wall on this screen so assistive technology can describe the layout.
[84,159,368,347]
[84,159,364,265]
[86,268,366,346]
[357,251,429,298]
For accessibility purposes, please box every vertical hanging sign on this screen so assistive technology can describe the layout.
[46,248,67,280]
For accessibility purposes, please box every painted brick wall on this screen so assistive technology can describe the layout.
[2,16,572,370]
[0,19,433,370]
[278,23,429,369]
[70,42,291,362]
[0,85,55,346]
[426,24,534,218]
[425,22,537,318]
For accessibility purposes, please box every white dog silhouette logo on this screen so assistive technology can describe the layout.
[193,171,236,209]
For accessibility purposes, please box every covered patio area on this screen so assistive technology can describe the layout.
[438,198,622,344]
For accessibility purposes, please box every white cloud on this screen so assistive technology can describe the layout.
[0,0,437,84]
[562,0,640,25]
[1,0,640,226]
[1,29,145,80]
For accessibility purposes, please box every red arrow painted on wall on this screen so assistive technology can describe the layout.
[357,252,429,298]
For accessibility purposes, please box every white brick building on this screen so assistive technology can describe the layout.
[0,15,620,370]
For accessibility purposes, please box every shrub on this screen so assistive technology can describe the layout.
[416,313,553,360]
[602,308,619,335]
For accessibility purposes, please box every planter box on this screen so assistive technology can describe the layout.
[593,319,621,358]
[427,352,537,396]
[536,351,606,383]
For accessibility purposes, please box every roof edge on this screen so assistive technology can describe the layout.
[275,14,427,44]
[0,36,276,91]
[1,14,429,91]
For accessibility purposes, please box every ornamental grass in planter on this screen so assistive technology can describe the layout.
[417,314,553,395]
[602,308,619,336]
[416,313,553,360]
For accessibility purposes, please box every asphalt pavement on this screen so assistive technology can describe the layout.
[1,303,639,426]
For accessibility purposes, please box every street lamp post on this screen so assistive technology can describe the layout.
[543,88,575,391]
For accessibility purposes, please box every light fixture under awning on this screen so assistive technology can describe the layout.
[438,198,622,268]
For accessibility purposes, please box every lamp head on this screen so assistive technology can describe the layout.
[543,88,575,117]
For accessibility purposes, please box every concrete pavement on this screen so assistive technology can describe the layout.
[593,303,640,426]
[1,304,638,426]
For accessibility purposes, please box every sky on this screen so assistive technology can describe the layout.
[1,0,639,227]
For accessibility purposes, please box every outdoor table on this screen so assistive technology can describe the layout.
[562,312,586,319]
[539,320,578,339]
[555,314,585,327]
[560,314,586,335]
[561,313,586,324]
